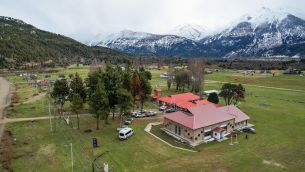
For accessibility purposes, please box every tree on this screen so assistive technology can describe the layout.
[117,88,132,126]
[89,81,109,129]
[174,70,191,92]
[207,92,219,104]
[70,93,83,130]
[189,59,204,94]
[70,72,86,102]
[166,67,174,90]
[142,71,152,80]
[122,69,132,91]
[86,68,103,99]
[51,79,69,116]
[219,83,245,105]
[139,73,152,112]
[103,65,122,120]
[131,72,141,111]
[167,78,172,90]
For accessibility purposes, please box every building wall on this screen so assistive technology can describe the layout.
[235,120,248,130]
[164,118,235,145]
[192,119,235,144]
[164,118,194,143]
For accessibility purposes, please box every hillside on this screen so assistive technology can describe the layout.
[0,16,128,68]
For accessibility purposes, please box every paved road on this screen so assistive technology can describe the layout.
[0,77,12,143]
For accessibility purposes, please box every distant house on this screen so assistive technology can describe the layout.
[157,92,219,110]
[163,104,250,146]
[202,90,220,96]
[159,72,169,78]
[157,93,200,108]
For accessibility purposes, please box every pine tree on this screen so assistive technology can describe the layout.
[51,79,69,116]
[70,93,83,129]
[89,81,109,129]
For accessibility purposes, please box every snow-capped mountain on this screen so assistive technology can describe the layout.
[93,30,202,56]
[88,7,305,58]
[201,7,305,57]
[168,24,207,40]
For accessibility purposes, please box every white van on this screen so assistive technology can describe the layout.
[118,127,134,140]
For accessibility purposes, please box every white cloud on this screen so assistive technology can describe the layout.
[0,0,304,42]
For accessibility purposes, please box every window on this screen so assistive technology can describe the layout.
[195,137,197,140]
[190,137,193,140]
[198,134,200,137]
[201,131,203,133]
[188,133,190,136]
[204,131,212,137]
[214,133,217,136]
[185,129,187,132]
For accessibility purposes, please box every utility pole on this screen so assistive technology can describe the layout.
[53,106,56,132]
[235,134,238,144]
[71,143,74,172]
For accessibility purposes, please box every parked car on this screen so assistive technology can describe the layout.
[146,111,157,117]
[132,111,141,117]
[116,125,128,132]
[134,113,145,118]
[159,105,167,111]
[126,117,133,121]
[119,127,134,140]
[165,108,176,113]
[242,127,256,134]
[124,118,133,125]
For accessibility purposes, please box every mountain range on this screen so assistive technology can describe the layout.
[89,8,305,58]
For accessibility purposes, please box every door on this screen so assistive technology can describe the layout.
[220,132,224,139]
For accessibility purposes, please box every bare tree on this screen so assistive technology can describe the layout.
[188,59,204,94]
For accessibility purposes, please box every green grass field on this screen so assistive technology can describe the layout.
[2,66,305,171]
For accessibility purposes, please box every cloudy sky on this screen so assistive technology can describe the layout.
[1,0,304,42]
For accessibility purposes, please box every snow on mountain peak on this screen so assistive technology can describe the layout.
[88,30,154,46]
[113,30,153,39]
[241,7,289,27]
[169,24,207,40]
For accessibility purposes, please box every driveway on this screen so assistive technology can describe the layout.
[0,77,12,144]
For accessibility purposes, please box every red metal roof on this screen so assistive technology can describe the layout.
[165,104,235,129]
[213,127,226,132]
[218,105,250,123]
[176,100,220,109]
[158,93,200,104]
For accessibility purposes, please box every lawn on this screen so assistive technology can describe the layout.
[2,67,305,171]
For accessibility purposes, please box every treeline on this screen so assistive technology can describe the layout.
[51,63,152,129]
[167,59,204,93]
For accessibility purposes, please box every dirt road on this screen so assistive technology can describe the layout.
[205,80,305,93]
[0,77,12,144]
